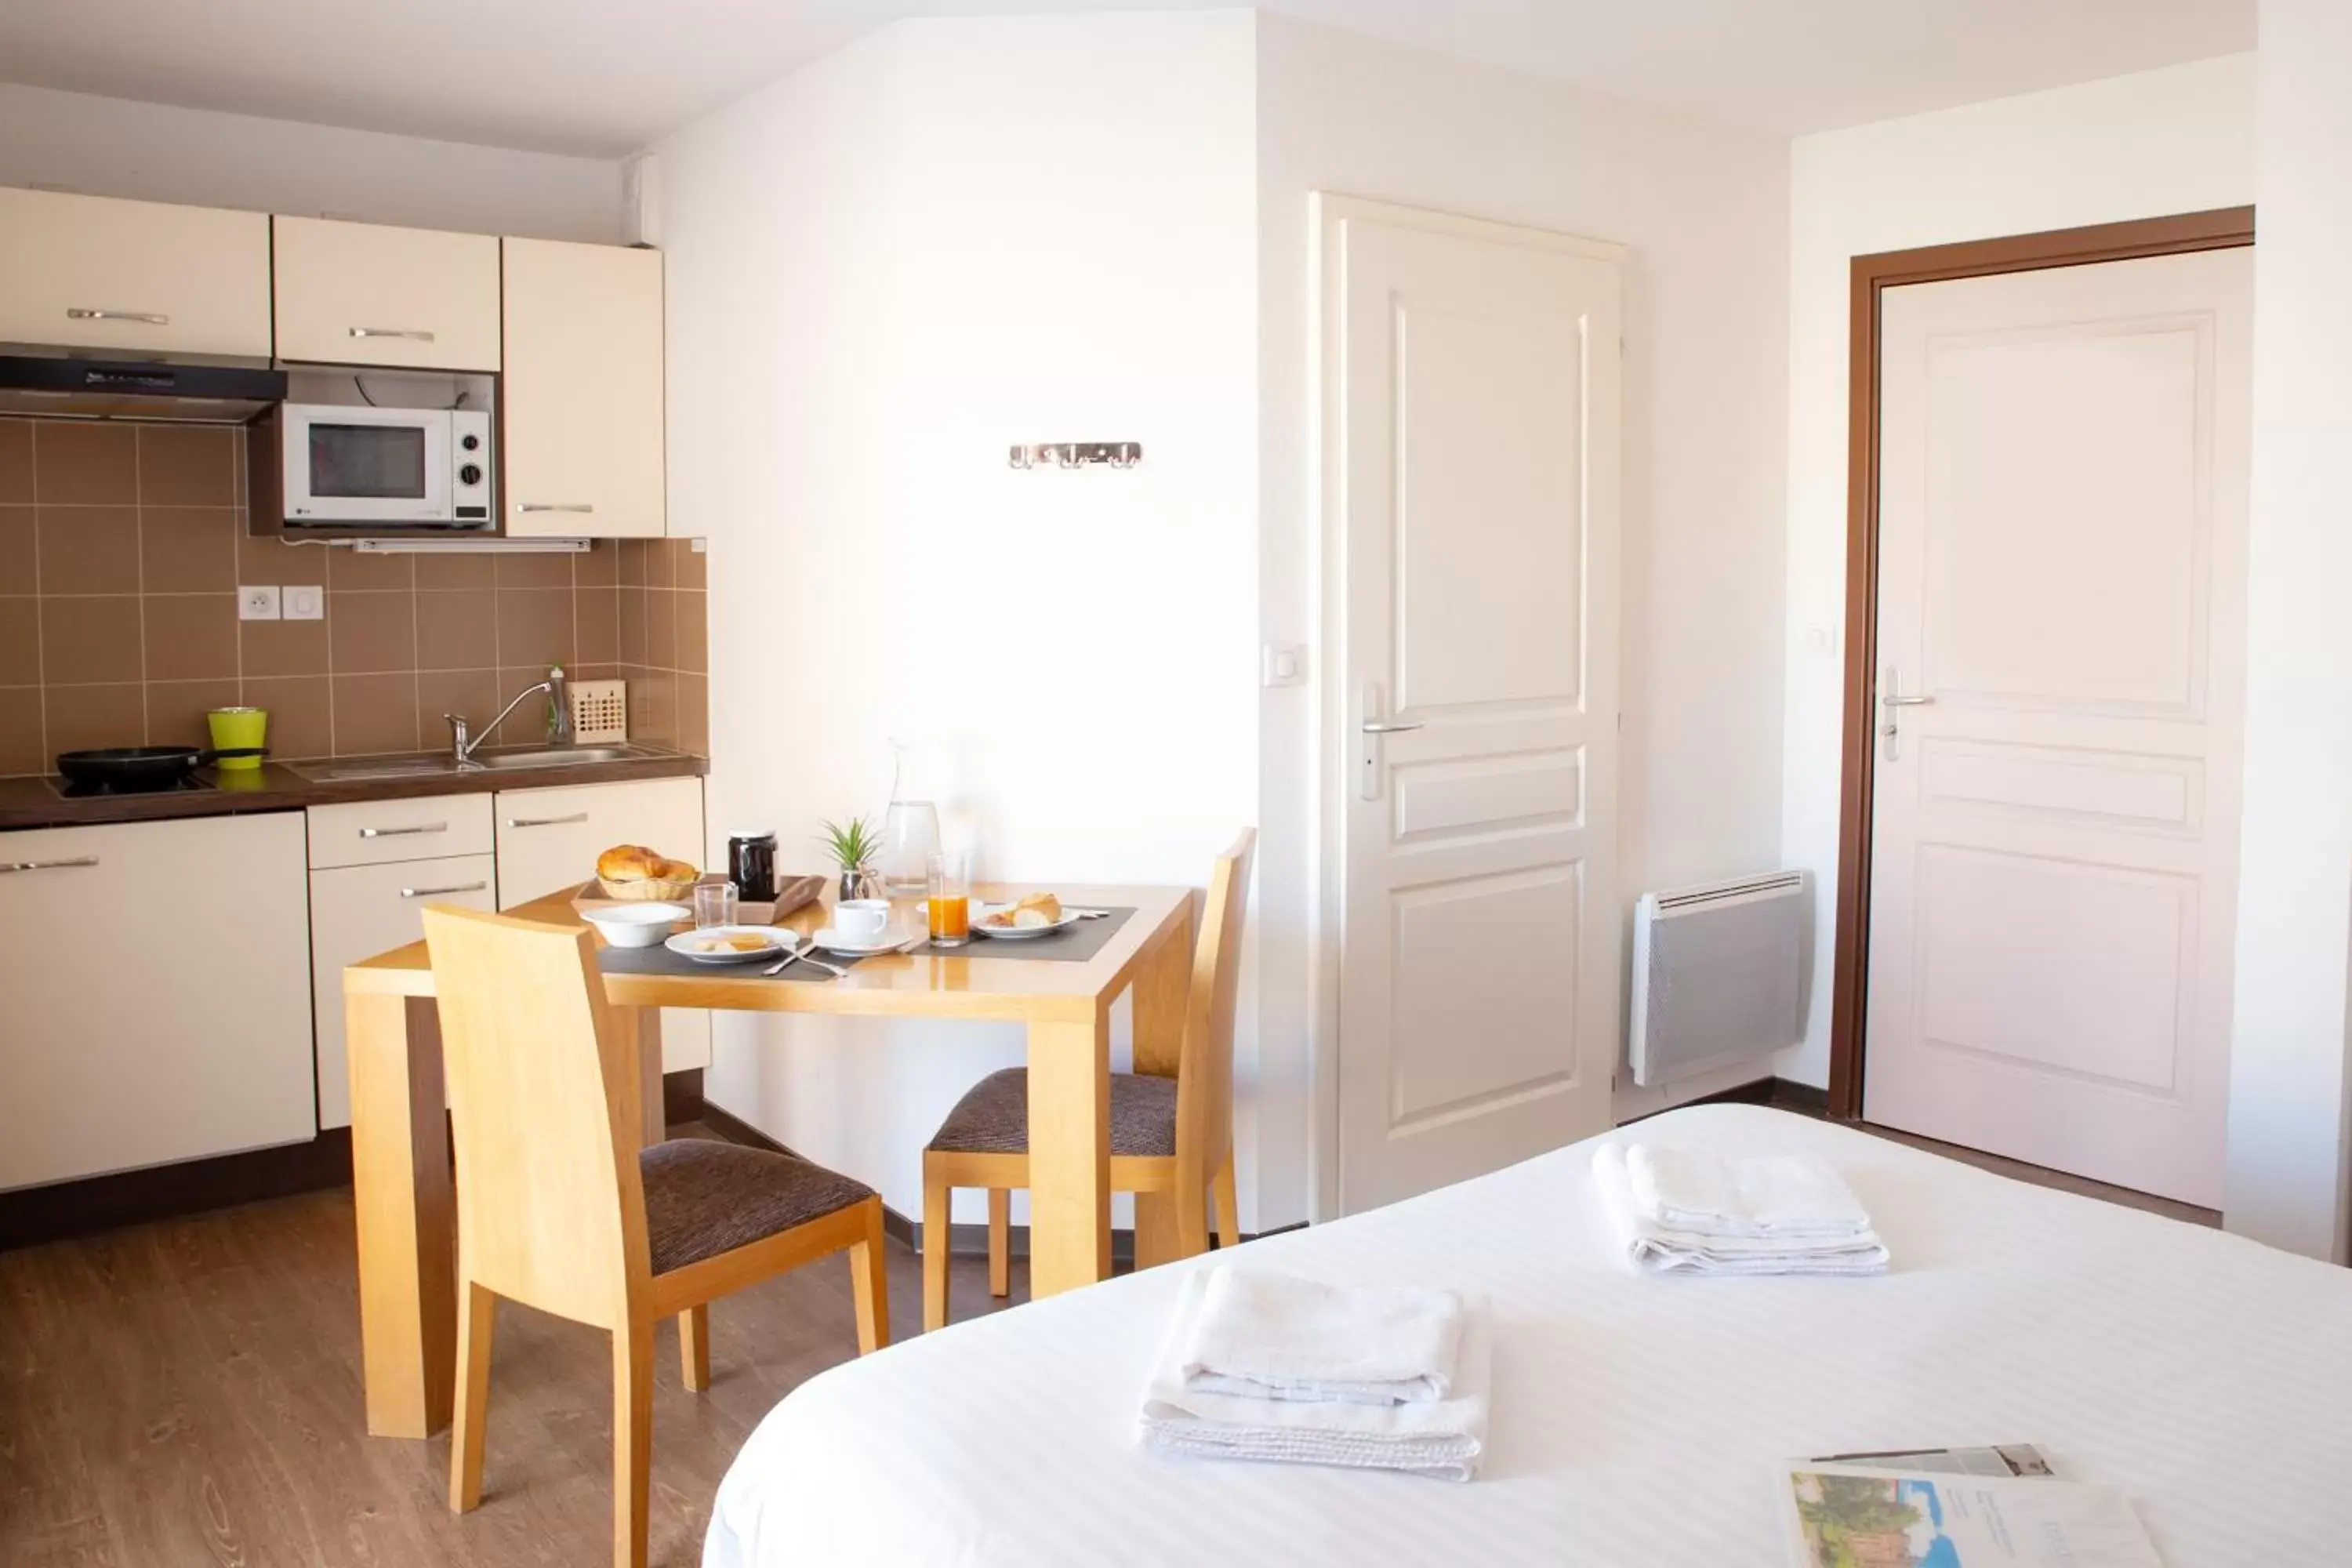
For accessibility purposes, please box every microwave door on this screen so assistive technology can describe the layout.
[284,411,452,524]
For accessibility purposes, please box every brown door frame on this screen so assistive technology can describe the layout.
[1825,205,2256,1120]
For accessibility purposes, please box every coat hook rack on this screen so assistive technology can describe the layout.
[1009,442,1144,470]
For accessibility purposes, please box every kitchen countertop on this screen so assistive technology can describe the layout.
[0,748,709,832]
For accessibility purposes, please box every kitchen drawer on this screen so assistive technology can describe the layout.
[310,853,496,1129]
[273,216,502,371]
[308,792,495,869]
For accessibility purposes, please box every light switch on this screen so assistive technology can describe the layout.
[1261,644,1308,688]
[239,586,281,621]
[284,585,325,621]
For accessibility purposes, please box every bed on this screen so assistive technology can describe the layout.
[704,1105,2352,1566]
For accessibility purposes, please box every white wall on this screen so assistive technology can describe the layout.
[1775,55,2259,1088]
[0,82,621,241]
[1252,15,1792,1222]
[2227,0,2352,1262]
[661,13,1261,1223]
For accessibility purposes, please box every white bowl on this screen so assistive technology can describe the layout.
[583,902,690,948]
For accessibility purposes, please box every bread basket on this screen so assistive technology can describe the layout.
[598,872,700,902]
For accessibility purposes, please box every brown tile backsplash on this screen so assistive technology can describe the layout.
[0,507,33,592]
[143,594,240,682]
[32,422,138,506]
[38,506,141,593]
[0,423,31,505]
[0,419,711,773]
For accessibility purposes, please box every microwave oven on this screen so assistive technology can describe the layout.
[278,402,492,527]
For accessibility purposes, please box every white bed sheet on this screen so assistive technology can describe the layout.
[705,1105,2352,1566]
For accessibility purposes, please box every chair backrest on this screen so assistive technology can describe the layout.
[422,905,650,1330]
[1174,829,1257,1190]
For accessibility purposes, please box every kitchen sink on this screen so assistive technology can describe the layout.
[289,746,665,782]
[473,747,644,769]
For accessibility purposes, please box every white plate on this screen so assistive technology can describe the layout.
[811,926,915,956]
[969,902,1085,938]
[664,925,796,964]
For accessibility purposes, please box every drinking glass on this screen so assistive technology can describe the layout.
[693,881,739,931]
[927,850,973,948]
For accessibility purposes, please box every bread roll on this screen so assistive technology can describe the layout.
[597,844,667,883]
[658,857,699,882]
[1014,892,1062,923]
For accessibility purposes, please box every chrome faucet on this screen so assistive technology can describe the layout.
[446,666,570,765]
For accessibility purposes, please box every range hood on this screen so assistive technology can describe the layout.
[0,354,287,423]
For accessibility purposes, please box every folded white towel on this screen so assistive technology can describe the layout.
[1178,1265,1465,1406]
[1625,1142,1874,1240]
[1141,1271,1493,1482]
[1594,1145,1889,1276]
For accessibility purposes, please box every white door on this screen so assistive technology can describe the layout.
[1325,197,1622,1214]
[501,237,666,538]
[1864,245,2252,1208]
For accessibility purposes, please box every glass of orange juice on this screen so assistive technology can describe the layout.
[927,849,973,947]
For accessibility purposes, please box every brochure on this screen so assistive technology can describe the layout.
[1809,1444,2056,1479]
[1780,1461,2162,1568]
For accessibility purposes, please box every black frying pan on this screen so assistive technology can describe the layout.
[56,745,267,789]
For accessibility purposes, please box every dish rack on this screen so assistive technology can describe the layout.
[568,679,628,745]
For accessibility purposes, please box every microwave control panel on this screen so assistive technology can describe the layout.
[452,409,492,522]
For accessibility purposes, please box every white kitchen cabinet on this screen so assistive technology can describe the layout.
[0,814,314,1192]
[0,187,272,358]
[272,216,501,371]
[309,851,496,1130]
[501,237,666,539]
[494,775,709,1071]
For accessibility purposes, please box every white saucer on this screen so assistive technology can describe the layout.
[665,925,795,964]
[812,926,912,956]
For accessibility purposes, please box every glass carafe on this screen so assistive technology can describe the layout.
[879,738,942,895]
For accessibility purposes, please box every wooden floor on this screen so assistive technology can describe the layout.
[0,1125,1030,1568]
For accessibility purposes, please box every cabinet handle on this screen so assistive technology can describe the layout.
[505,812,590,829]
[349,326,437,342]
[360,822,448,839]
[0,855,99,873]
[517,503,595,514]
[67,307,169,326]
[401,881,488,899]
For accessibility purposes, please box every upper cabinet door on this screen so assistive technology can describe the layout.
[0,187,271,358]
[502,238,666,538]
[273,216,501,371]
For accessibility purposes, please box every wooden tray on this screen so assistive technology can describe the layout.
[569,872,827,927]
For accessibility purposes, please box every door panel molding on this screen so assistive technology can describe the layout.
[1828,205,2255,1120]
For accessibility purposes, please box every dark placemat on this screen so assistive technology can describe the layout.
[911,905,1135,962]
[598,939,861,984]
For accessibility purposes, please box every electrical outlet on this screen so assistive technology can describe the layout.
[239,586,281,622]
[283,585,324,621]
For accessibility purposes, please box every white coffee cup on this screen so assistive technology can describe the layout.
[834,899,891,946]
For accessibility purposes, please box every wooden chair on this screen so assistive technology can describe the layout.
[920,829,1256,1330]
[421,906,889,1568]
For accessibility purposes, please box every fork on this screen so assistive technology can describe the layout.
[763,944,848,978]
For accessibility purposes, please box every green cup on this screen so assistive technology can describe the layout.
[207,706,268,770]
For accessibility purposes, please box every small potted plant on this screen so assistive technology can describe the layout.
[819,815,883,902]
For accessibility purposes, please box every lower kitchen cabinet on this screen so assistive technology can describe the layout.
[494,775,710,1072]
[0,813,314,1191]
[309,851,496,1129]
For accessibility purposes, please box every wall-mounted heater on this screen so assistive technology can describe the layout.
[1628,871,1806,1087]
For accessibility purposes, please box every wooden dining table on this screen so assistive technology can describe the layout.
[342,879,1196,1440]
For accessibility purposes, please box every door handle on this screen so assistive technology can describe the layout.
[1360,719,1426,734]
[1359,684,1424,801]
[0,856,99,873]
[517,503,595,514]
[505,812,590,829]
[360,822,448,839]
[67,307,169,326]
[349,326,436,342]
[1878,668,1933,760]
[401,881,488,899]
